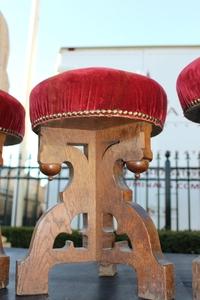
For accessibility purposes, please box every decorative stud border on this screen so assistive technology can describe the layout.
[32,109,163,129]
[0,127,23,140]
[185,98,200,112]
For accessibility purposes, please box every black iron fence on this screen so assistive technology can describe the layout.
[0,151,200,230]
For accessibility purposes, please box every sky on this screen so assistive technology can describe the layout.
[1,0,200,162]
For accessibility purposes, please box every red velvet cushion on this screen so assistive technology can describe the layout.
[30,67,167,136]
[177,57,200,123]
[0,90,25,145]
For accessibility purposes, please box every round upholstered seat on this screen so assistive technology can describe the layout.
[0,90,25,145]
[30,67,167,136]
[177,57,200,123]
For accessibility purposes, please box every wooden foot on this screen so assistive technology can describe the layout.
[101,201,174,300]
[16,122,174,298]
[193,257,200,300]
[99,263,117,277]
[98,123,175,299]
[0,230,9,289]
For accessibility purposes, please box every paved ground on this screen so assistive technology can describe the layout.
[0,248,197,299]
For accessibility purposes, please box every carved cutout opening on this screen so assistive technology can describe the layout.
[53,232,80,249]
[53,213,88,249]
[71,212,88,231]
[115,234,132,252]
[113,159,129,190]
[102,213,117,250]
[102,213,132,252]
[67,143,88,159]
[102,213,118,233]
[54,162,73,196]
[72,212,88,248]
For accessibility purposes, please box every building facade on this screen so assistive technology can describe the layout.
[57,46,200,156]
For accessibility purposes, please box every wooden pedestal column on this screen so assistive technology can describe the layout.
[0,132,9,288]
[16,120,175,300]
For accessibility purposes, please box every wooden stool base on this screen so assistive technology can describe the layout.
[0,254,9,289]
[16,123,175,299]
[193,258,200,299]
[0,232,9,289]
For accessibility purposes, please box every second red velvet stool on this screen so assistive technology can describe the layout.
[177,57,200,300]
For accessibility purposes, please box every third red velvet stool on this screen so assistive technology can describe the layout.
[177,57,200,300]
[0,90,25,288]
[16,67,174,300]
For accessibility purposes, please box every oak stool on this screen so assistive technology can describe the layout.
[177,57,200,300]
[16,68,174,299]
[0,90,25,289]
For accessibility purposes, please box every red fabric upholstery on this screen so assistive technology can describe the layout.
[0,90,25,145]
[177,57,200,123]
[30,67,167,136]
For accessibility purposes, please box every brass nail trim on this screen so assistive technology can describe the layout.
[0,127,23,140]
[186,98,200,111]
[32,109,162,128]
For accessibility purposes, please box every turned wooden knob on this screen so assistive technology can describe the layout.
[39,163,61,180]
[126,159,149,179]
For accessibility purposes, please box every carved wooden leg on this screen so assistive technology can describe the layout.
[193,258,200,300]
[0,230,9,289]
[16,130,94,295]
[101,201,174,300]
[16,202,92,295]
[98,124,175,300]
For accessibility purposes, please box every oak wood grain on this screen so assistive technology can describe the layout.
[16,121,174,299]
[193,258,200,299]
